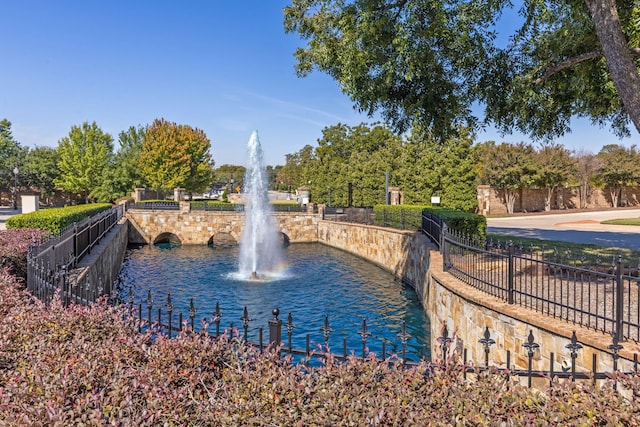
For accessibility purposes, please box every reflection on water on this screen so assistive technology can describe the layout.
[118,243,431,360]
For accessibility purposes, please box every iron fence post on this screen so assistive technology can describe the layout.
[566,331,582,382]
[615,255,623,342]
[189,298,196,330]
[441,224,448,270]
[508,243,515,304]
[269,308,282,348]
[523,330,539,388]
[167,294,173,339]
[241,306,252,342]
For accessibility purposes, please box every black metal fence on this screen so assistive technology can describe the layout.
[122,290,639,387]
[323,207,374,224]
[126,201,180,210]
[124,290,426,364]
[442,228,640,343]
[127,201,309,213]
[26,205,124,304]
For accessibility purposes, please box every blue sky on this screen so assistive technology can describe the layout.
[1,1,635,166]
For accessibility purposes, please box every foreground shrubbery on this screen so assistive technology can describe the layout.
[1,266,639,425]
[0,228,49,280]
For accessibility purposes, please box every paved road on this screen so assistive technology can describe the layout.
[487,209,640,250]
[0,206,21,231]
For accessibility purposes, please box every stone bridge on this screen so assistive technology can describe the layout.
[126,207,319,246]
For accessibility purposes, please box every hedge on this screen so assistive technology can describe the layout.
[373,205,486,239]
[5,203,113,235]
[423,206,486,238]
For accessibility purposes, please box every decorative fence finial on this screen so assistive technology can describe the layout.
[478,326,495,367]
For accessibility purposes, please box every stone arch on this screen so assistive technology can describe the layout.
[153,232,182,246]
[207,232,238,248]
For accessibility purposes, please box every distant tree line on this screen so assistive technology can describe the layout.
[0,118,214,205]
[276,123,640,213]
[2,117,638,212]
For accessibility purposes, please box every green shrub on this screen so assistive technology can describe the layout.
[424,206,486,238]
[5,203,112,235]
[189,200,230,208]
[373,205,486,239]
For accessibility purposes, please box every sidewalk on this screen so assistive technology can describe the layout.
[0,206,21,230]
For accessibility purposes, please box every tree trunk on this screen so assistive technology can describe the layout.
[544,187,554,211]
[609,187,620,207]
[579,182,590,209]
[585,0,640,133]
[503,189,518,214]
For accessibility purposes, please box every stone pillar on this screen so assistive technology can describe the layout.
[477,185,491,216]
[21,194,39,213]
[306,203,315,213]
[132,188,145,202]
[298,186,310,205]
[179,201,191,213]
[173,187,185,201]
[388,186,402,205]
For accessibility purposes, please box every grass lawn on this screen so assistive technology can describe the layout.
[487,233,640,267]
[601,217,640,226]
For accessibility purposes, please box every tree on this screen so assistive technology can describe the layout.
[477,142,535,214]
[55,122,114,204]
[23,147,60,205]
[139,119,213,197]
[531,144,575,211]
[214,164,247,193]
[0,119,24,197]
[435,128,479,212]
[284,1,640,141]
[93,125,149,203]
[399,125,478,211]
[596,144,639,207]
[308,123,400,206]
[573,150,603,209]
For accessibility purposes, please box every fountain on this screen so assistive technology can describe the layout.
[237,131,285,280]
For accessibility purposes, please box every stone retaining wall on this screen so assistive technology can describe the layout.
[317,220,636,378]
[71,218,129,299]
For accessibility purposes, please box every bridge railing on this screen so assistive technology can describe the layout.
[27,205,124,305]
[126,201,180,210]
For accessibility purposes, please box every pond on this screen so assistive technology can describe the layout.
[117,242,431,361]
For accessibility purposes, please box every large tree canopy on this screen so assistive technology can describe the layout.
[140,119,213,195]
[284,0,640,140]
[55,122,114,203]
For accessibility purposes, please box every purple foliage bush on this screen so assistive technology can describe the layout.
[0,268,639,425]
[0,228,48,281]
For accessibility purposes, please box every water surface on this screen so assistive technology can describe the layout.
[118,243,431,360]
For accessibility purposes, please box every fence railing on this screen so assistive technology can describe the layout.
[127,202,311,213]
[124,290,426,364]
[323,207,374,224]
[122,290,639,387]
[442,228,640,343]
[126,201,180,210]
[27,205,124,305]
